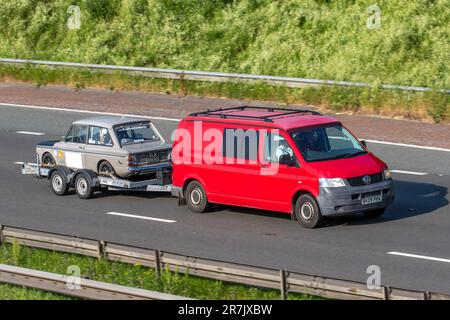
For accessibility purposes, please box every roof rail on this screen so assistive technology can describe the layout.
[188,106,321,123]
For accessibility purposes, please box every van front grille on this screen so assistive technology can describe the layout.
[347,172,383,187]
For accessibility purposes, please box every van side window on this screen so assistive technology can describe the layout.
[264,132,294,163]
[223,128,258,161]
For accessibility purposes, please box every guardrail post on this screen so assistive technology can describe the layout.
[0,225,4,245]
[383,286,391,300]
[97,240,106,260]
[155,249,161,278]
[280,269,288,300]
[422,292,430,300]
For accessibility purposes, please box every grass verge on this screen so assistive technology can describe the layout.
[1,64,448,123]
[0,242,316,300]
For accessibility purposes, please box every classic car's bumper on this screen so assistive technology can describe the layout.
[317,179,395,216]
[128,162,172,172]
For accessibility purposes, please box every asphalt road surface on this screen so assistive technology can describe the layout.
[1,104,450,294]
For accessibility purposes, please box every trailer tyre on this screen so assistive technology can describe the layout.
[74,173,94,199]
[185,181,210,213]
[50,171,69,196]
[295,194,323,228]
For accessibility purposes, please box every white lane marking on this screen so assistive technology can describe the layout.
[391,170,428,176]
[0,102,181,122]
[387,251,450,264]
[3,102,450,152]
[106,211,176,223]
[16,130,45,136]
[364,139,450,153]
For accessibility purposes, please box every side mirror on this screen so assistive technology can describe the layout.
[279,154,296,166]
[360,139,367,148]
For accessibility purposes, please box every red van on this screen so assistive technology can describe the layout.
[171,106,394,228]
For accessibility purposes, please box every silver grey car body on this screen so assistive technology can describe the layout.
[36,116,172,178]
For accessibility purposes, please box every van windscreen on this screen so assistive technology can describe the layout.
[290,124,366,162]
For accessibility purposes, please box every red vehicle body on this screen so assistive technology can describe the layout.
[171,107,394,228]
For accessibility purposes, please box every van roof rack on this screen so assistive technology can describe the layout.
[188,106,322,123]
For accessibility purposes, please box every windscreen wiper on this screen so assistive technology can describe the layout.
[343,150,367,158]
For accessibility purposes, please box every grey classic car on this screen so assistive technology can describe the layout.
[36,116,172,178]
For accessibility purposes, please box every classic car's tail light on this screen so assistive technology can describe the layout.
[128,155,137,166]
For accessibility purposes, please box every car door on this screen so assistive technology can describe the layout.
[59,124,88,169]
[84,126,115,172]
[245,130,301,212]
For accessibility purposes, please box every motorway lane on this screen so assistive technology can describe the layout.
[1,104,449,175]
[1,106,450,293]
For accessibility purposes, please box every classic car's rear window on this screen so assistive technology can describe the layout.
[114,122,159,146]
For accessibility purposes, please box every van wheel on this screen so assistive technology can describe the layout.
[295,194,323,228]
[185,181,210,213]
[50,171,69,196]
[98,160,117,177]
[363,208,386,218]
[75,173,94,199]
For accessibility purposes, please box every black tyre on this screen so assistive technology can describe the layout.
[42,153,56,167]
[49,171,69,196]
[185,181,210,213]
[363,208,386,218]
[74,173,94,199]
[98,160,117,177]
[294,194,323,228]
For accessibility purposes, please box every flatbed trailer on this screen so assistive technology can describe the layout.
[18,157,173,199]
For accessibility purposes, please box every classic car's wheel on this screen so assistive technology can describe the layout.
[185,181,210,213]
[42,153,56,167]
[98,161,117,177]
[74,173,94,199]
[294,194,323,228]
[49,171,69,196]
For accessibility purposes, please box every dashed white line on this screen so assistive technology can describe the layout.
[387,251,450,264]
[391,170,428,176]
[16,130,45,136]
[106,211,176,223]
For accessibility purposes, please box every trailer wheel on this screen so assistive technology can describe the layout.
[185,181,210,213]
[50,171,69,196]
[294,194,323,228]
[74,173,94,199]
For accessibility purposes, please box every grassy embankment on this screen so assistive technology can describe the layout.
[0,242,314,300]
[0,0,448,122]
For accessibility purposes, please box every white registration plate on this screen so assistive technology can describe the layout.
[362,195,382,205]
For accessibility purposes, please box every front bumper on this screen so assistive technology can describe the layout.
[317,179,395,216]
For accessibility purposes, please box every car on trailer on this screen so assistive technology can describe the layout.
[36,116,172,178]
[171,106,395,228]
[20,116,173,199]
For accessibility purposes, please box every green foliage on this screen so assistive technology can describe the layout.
[0,243,314,300]
[0,1,448,121]
[0,0,448,87]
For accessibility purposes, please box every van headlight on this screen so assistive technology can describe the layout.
[319,178,346,188]
[383,168,392,180]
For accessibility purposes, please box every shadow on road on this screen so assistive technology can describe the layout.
[326,179,449,227]
[210,179,449,227]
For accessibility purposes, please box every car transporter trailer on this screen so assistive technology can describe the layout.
[18,156,173,199]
